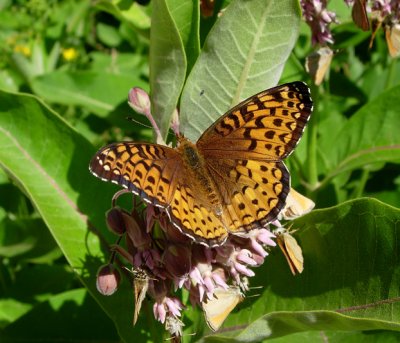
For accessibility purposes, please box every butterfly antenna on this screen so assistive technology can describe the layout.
[126,116,154,130]
[246,293,261,298]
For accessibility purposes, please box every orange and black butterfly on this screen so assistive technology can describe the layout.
[90,82,313,247]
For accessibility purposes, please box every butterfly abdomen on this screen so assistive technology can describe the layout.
[178,139,221,208]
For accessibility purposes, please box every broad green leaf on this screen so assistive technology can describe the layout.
[166,0,200,72]
[193,198,400,341]
[320,85,400,188]
[0,289,119,342]
[263,329,400,343]
[31,71,147,117]
[150,0,187,139]
[180,0,302,141]
[0,91,153,342]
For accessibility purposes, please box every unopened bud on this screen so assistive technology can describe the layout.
[170,108,180,136]
[106,207,127,235]
[96,264,121,296]
[128,87,151,115]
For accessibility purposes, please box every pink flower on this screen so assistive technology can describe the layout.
[371,0,400,21]
[301,0,338,45]
[153,297,184,323]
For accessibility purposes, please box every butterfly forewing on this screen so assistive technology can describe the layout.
[90,142,182,206]
[197,82,312,160]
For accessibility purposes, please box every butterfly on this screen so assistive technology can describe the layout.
[351,0,370,31]
[90,82,313,247]
[275,227,304,275]
[131,268,150,325]
[386,24,400,58]
[202,286,244,331]
[305,47,334,86]
[279,188,315,221]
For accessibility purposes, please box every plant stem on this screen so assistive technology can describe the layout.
[353,168,370,198]
[385,57,397,90]
[307,83,319,194]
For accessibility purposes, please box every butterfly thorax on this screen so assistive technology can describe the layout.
[177,137,221,209]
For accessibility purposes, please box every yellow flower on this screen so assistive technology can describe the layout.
[62,47,78,61]
[14,45,31,57]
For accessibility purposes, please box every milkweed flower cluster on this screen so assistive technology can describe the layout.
[98,197,279,338]
[371,0,400,22]
[300,0,338,45]
[301,0,400,47]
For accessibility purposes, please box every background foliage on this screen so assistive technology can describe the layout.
[0,0,399,342]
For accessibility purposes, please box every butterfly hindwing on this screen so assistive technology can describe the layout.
[206,158,290,233]
[168,184,228,246]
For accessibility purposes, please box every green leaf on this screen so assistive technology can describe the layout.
[180,0,302,141]
[0,289,119,341]
[31,71,147,117]
[167,0,200,73]
[0,217,61,263]
[195,198,400,341]
[0,299,32,329]
[150,0,187,139]
[260,329,400,343]
[96,22,123,47]
[0,70,19,93]
[95,0,151,31]
[0,91,149,342]
[321,85,400,188]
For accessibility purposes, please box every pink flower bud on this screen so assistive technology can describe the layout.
[170,108,180,136]
[96,264,120,296]
[128,87,151,115]
[106,207,127,235]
